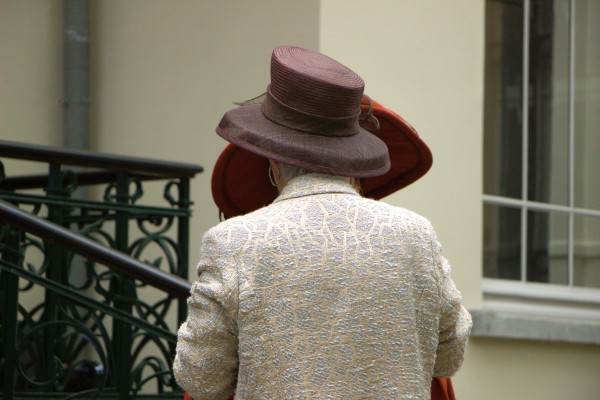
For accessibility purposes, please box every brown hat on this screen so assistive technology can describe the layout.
[212,96,433,219]
[216,46,391,178]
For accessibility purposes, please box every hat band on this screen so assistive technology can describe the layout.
[261,86,361,137]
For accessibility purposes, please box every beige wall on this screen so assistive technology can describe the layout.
[320,0,484,309]
[2,1,600,399]
[90,0,320,258]
[460,337,600,399]
[0,0,63,174]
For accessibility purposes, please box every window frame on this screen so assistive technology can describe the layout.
[478,0,600,344]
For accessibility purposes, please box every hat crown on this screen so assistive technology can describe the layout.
[215,46,395,181]
[269,46,364,118]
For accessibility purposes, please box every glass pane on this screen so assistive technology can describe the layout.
[573,0,600,210]
[574,214,600,288]
[484,0,523,198]
[527,0,570,205]
[484,204,522,280]
[526,210,569,284]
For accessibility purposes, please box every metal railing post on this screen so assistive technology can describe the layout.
[177,178,191,324]
[41,162,68,390]
[113,172,134,400]
[0,227,21,400]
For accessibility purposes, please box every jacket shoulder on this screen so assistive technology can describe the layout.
[362,197,434,230]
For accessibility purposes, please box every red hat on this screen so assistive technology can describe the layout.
[212,97,432,219]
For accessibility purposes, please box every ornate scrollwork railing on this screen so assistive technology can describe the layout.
[0,140,202,399]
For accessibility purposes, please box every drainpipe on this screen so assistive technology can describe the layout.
[64,0,90,152]
[63,0,90,288]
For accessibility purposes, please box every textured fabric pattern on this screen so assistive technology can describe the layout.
[174,174,471,400]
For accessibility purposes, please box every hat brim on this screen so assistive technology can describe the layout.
[212,99,432,219]
[360,100,433,199]
[216,103,391,178]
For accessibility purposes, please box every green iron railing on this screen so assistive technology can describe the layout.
[0,140,203,399]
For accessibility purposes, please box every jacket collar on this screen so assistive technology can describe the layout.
[273,173,360,204]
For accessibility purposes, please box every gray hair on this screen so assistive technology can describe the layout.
[278,163,308,183]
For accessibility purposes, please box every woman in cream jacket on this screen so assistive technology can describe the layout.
[174,46,471,400]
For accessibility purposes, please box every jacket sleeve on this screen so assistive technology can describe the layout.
[430,229,472,378]
[173,229,239,400]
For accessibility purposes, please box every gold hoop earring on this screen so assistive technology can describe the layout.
[268,164,277,187]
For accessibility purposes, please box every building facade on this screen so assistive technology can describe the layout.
[2,1,599,398]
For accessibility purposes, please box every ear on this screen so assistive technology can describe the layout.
[268,160,285,193]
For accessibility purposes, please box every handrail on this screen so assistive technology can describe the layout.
[0,139,203,178]
[0,170,164,191]
[0,199,192,298]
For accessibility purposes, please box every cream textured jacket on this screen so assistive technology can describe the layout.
[174,174,471,400]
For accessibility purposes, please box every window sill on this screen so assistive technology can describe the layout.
[470,308,600,345]
[470,279,600,345]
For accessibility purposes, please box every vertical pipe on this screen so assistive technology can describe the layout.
[567,0,576,286]
[64,0,90,292]
[64,0,90,151]
[521,0,531,282]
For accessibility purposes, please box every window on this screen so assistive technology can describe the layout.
[479,0,600,342]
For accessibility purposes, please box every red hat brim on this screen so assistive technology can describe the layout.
[212,99,432,219]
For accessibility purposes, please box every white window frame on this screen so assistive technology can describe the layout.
[476,0,600,344]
